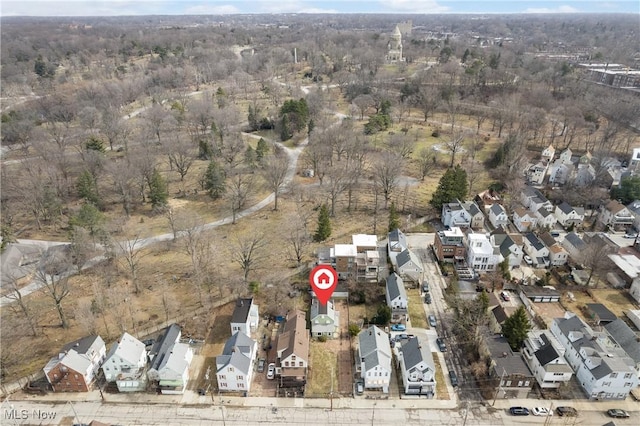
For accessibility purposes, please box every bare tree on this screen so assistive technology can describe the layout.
[261,150,290,211]
[373,151,404,209]
[3,273,39,336]
[579,242,614,287]
[352,94,374,120]
[226,171,255,224]
[285,216,311,267]
[92,280,112,339]
[158,280,178,323]
[232,233,267,283]
[76,299,98,335]
[144,103,174,144]
[416,147,435,181]
[107,159,137,216]
[115,233,148,294]
[387,133,415,160]
[445,130,466,168]
[164,135,196,195]
[325,163,349,217]
[36,249,73,328]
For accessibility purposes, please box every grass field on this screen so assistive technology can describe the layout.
[433,356,450,400]
[306,341,338,397]
[407,288,427,329]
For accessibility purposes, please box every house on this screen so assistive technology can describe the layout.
[442,200,471,229]
[461,200,485,230]
[216,331,257,393]
[520,286,561,303]
[480,335,535,399]
[575,163,596,187]
[551,312,638,400]
[626,200,640,230]
[535,207,557,229]
[630,278,640,304]
[230,298,259,336]
[527,161,549,185]
[493,232,523,269]
[434,227,466,263]
[607,252,640,285]
[489,305,514,334]
[310,298,339,339]
[585,303,617,325]
[604,319,640,380]
[356,249,380,282]
[554,202,585,229]
[395,249,423,283]
[522,330,573,389]
[396,336,436,397]
[102,332,147,392]
[352,234,377,252]
[520,186,552,213]
[523,232,549,268]
[333,244,357,280]
[539,232,568,266]
[357,326,392,393]
[465,233,502,273]
[561,232,586,261]
[275,310,309,390]
[548,162,573,186]
[512,207,538,233]
[541,144,555,163]
[600,200,635,231]
[147,324,193,394]
[488,204,509,229]
[386,273,408,319]
[628,147,640,175]
[388,228,408,255]
[44,335,106,392]
[475,189,501,213]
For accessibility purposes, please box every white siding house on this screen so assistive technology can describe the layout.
[102,332,147,392]
[522,331,573,389]
[357,326,392,393]
[386,273,408,318]
[465,233,502,273]
[230,298,259,336]
[216,331,257,393]
[397,337,436,398]
[488,204,509,229]
[310,298,339,339]
[395,249,423,283]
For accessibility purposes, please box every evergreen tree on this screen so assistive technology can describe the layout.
[85,136,106,153]
[502,306,531,351]
[280,114,292,141]
[256,138,269,161]
[388,202,400,232]
[430,165,468,210]
[244,145,257,167]
[202,160,226,199]
[148,168,168,209]
[76,170,100,206]
[314,204,332,242]
[611,175,640,205]
[69,202,104,237]
[198,139,213,160]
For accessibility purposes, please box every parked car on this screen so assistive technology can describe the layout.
[436,337,446,352]
[428,314,437,327]
[500,291,510,302]
[424,294,432,304]
[257,358,266,373]
[422,281,430,293]
[391,324,406,332]
[448,370,458,387]
[624,232,638,239]
[355,381,364,395]
[266,363,276,380]
[524,255,533,265]
[509,407,530,416]
[532,407,552,416]
[606,409,630,418]
[398,333,408,340]
[555,406,577,417]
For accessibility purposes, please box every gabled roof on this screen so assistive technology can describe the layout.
[156,342,191,375]
[534,336,561,367]
[495,234,517,258]
[46,335,105,376]
[537,207,552,218]
[485,335,533,377]
[461,200,482,217]
[149,324,181,369]
[358,326,391,372]
[231,298,254,324]
[386,272,407,301]
[585,303,617,323]
[490,203,506,216]
[388,228,408,250]
[105,332,145,366]
[401,336,434,372]
[217,331,256,375]
[604,319,640,363]
[539,232,557,248]
[557,201,575,215]
[396,249,422,270]
[627,200,640,216]
[563,232,585,249]
[605,200,627,214]
[491,305,509,324]
[277,310,309,362]
[525,232,545,251]
[310,298,336,319]
[61,335,103,357]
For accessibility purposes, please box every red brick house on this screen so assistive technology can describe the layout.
[43,335,106,392]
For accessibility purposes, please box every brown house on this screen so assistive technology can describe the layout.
[434,228,466,263]
[43,335,106,392]
[275,310,310,393]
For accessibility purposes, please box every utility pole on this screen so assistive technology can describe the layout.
[491,368,506,406]
[462,401,470,426]
[543,402,554,426]
[330,364,334,411]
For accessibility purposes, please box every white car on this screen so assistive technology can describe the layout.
[532,407,552,416]
[524,255,533,265]
[266,363,276,380]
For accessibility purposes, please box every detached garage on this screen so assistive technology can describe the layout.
[521,286,561,303]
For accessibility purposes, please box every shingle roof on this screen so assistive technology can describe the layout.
[149,324,181,370]
[534,339,561,367]
[563,232,585,249]
[217,331,256,375]
[490,203,506,216]
[537,207,551,218]
[358,326,391,372]
[604,319,640,363]
[586,303,618,323]
[61,335,102,356]
[525,232,545,251]
[485,335,533,377]
[491,305,508,324]
[396,249,422,270]
[105,332,145,367]
[278,310,309,362]
[386,272,407,301]
[557,201,574,215]
[401,336,434,372]
[231,298,254,324]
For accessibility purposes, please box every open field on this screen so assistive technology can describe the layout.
[306,340,338,397]
[407,288,427,329]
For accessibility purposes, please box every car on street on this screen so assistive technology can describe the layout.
[532,407,552,416]
[355,381,364,395]
[391,324,406,332]
[428,314,437,327]
[266,363,276,380]
[624,232,638,239]
[509,407,530,416]
[422,281,430,293]
[555,406,577,417]
[424,293,432,304]
[500,291,510,301]
[524,255,533,265]
[606,409,630,418]
[398,333,408,340]
[448,370,458,387]
[436,337,446,352]
[257,358,266,373]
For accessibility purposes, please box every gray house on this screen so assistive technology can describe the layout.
[397,336,436,397]
[357,325,392,393]
[386,272,408,319]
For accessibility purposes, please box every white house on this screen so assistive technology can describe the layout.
[442,200,471,229]
[629,147,640,175]
[488,203,509,229]
[521,186,553,213]
[216,331,257,393]
[461,199,485,230]
[465,233,502,273]
[397,337,436,398]
[230,298,259,336]
[522,330,573,389]
[626,200,640,231]
[386,273,408,318]
[527,161,548,185]
[523,232,549,268]
[43,335,106,392]
[600,200,635,231]
[535,207,557,229]
[148,324,194,395]
[310,298,339,339]
[513,207,538,233]
[494,233,523,268]
[605,319,640,381]
[395,249,423,283]
[102,332,147,392]
[554,202,585,228]
[551,312,638,400]
[561,232,586,261]
[548,162,573,186]
[541,144,555,162]
[357,326,392,393]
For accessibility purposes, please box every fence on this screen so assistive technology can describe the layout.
[0,294,236,398]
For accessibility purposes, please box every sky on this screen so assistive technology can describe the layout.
[1,0,638,17]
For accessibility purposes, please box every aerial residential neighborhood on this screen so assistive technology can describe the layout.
[1,5,639,426]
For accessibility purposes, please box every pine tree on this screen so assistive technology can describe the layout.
[388,202,400,232]
[85,136,106,153]
[148,169,168,209]
[314,204,331,242]
[502,306,531,351]
[76,170,100,206]
[430,165,468,210]
[69,203,105,237]
[202,160,226,199]
[256,138,269,161]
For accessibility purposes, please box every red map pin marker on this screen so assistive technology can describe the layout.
[310,264,338,306]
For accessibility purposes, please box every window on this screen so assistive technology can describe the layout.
[238,383,244,388]
[299,362,303,367]
[610,373,618,378]
[285,361,289,367]
[292,356,296,360]
[237,376,243,380]
[219,375,226,380]
[220,383,227,388]
[229,367,234,372]
[624,373,632,379]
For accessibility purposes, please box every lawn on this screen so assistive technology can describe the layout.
[407,288,427,329]
[433,356,450,400]
[306,340,338,397]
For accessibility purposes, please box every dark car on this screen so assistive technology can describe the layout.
[257,358,266,373]
[607,409,630,418]
[422,281,430,293]
[436,337,447,352]
[509,407,530,416]
[448,370,458,387]
[424,294,432,304]
[556,406,577,417]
